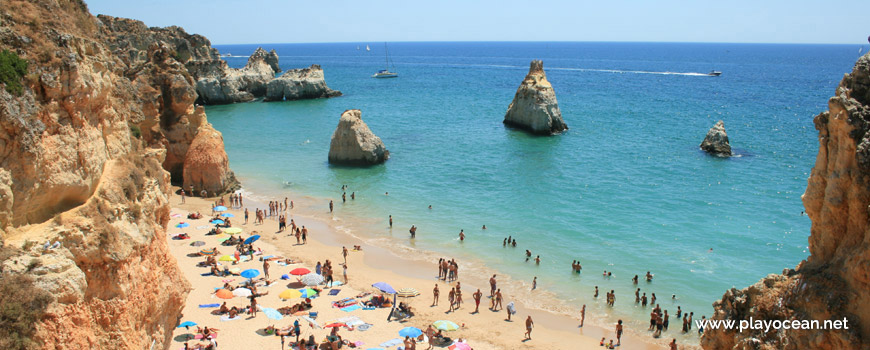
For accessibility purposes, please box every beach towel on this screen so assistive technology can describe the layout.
[341,304,362,312]
[362,307,375,310]
[199,304,221,308]
[380,338,403,348]
[193,333,218,339]
[328,289,341,296]
[220,315,241,322]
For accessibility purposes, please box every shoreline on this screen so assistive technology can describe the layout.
[168,187,674,349]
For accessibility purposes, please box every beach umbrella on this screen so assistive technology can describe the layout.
[218,255,236,262]
[199,248,218,256]
[233,288,252,297]
[372,282,396,294]
[397,288,420,298]
[220,213,235,217]
[244,235,260,245]
[210,219,225,225]
[289,268,311,276]
[214,206,228,212]
[190,241,206,247]
[279,289,302,300]
[298,288,319,298]
[224,227,242,234]
[229,267,241,274]
[263,307,283,321]
[398,327,422,338]
[449,342,472,350]
[176,222,190,228]
[240,269,260,280]
[177,321,197,328]
[216,289,233,299]
[433,320,459,331]
[300,273,324,286]
[325,322,346,328]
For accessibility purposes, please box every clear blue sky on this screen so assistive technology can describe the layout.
[86,0,869,45]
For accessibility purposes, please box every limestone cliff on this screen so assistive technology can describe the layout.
[0,0,239,348]
[503,60,568,135]
[265,64,342,101]
[701,53,870,350]
[700,120,732,157]
[328,109,389,165]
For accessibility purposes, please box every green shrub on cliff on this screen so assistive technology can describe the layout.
[0,50,29,95]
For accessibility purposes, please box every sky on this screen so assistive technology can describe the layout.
[85,0,869,45]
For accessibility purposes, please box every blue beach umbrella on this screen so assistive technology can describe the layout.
[372,282,396,294]
[398,327,422,338]
[210,219,225,225]
[220,213,235,217]
[176,223,190,228]
[244,235,260,245]
[240,269,260,280]
[177,321,197,328]
[214,206,228,212]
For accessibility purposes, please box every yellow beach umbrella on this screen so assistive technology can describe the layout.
[218,255,236,262]
[225,227,242,234]
[279,289,302,300]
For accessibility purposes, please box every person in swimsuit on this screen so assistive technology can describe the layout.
[432,284,439,306]
[473,289,482,313]
[616,320,623,346]
[525,316,534,340]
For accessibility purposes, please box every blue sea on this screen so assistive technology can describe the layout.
[205,42,863,344]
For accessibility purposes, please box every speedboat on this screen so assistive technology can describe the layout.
[708,70,722,76]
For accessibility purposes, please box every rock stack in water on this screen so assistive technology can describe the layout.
[503,60,568,135]
[328,110,389,165]
[699,120,732,157]
[265,64,342,101]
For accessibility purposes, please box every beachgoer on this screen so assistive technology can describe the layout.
[616,320,623,346]
[459,230,464,242]
[482,225,486,229]
[525,316,534,340]
[473,289,482,313]
[351,192,355,200]
[447,288,456,312]
[495,289,503,310]
[180,189,185,203]
[580,304,586,327]
[489,275,497,297]
[594,286,599,298]
[409,225,417,238]
[329,200,334,213]
[389,215,393,227]
[669,339,678,350]
[531,276,537,290]
[432,284,439,306]
[342,246,348,263]
[342,192,346,203]
[263,260,270,279]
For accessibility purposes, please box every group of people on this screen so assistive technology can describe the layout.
[437,258,459,282]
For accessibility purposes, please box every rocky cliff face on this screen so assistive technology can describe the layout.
[0,0,238,348]
[701,53,870,350]
[503,60,568,135]
[328,109,389,165]
[700,120,732,157]
[265,64,342,101]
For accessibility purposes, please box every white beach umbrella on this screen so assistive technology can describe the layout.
[232,288,252,297]
[301,273,325,286]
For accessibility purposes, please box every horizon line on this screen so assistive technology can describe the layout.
[209,39,869,47]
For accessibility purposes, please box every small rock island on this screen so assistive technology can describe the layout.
[700,120,732,157]
[328,110,389,165]
[503,60,568,135]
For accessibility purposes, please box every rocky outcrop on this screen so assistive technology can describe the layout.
[328,109,389,165]
[183,125,239,195]
[503,60,568,135]
[699,120,732,157]
[0,1,238,348]
[265,64,342,101]
[702,53,870,350]
[190,47,281,104]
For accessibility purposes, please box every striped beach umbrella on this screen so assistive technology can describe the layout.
[199,248,218,256]
[397,288,420,298]
[433,320,459,331]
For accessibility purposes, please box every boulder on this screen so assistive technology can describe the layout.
[503,60,568,135]
[182,125,239,195]
[699,120,732,157]
[328,110,389,165]
[265,64,342,101]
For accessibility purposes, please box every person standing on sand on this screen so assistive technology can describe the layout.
[432,284,439,306]
[342,246,348,263]
[490,275,497,297]
[580,304,586,327]
[180,189,185,203]
[263,260,270,280]
[447,288,456,312]
[329,200,333,213]
[342,192,346,203]
[342,263,348,283]
[525,316,534,340]
[389,215,393,228]
[473,289,482,313]
[301,226,307,244]
[495,289,503,311]
[250,296,258,317]
[616,319,623,346]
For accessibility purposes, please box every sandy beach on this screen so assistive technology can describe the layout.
[166,190,669,350]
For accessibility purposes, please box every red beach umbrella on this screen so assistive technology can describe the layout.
[325,322,346,328]
[289,268,311,276]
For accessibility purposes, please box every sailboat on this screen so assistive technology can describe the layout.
[357,45,360,50]
[365,45,370,52]
[372,43,398,78]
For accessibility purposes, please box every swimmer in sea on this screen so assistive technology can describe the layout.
[525,250,532,261]
[534,255,540,265]
[482,225,487,229]
[428,205,432,210]
[459,230,464,242]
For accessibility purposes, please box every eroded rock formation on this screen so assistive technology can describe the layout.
[503,60,568,135]
[700,120,732,157]
[265,64,342,101]
[701,53,870,350]
[0,0,238,348]
[328,109,389,165]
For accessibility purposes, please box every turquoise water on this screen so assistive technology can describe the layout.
[205,42,862,342]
